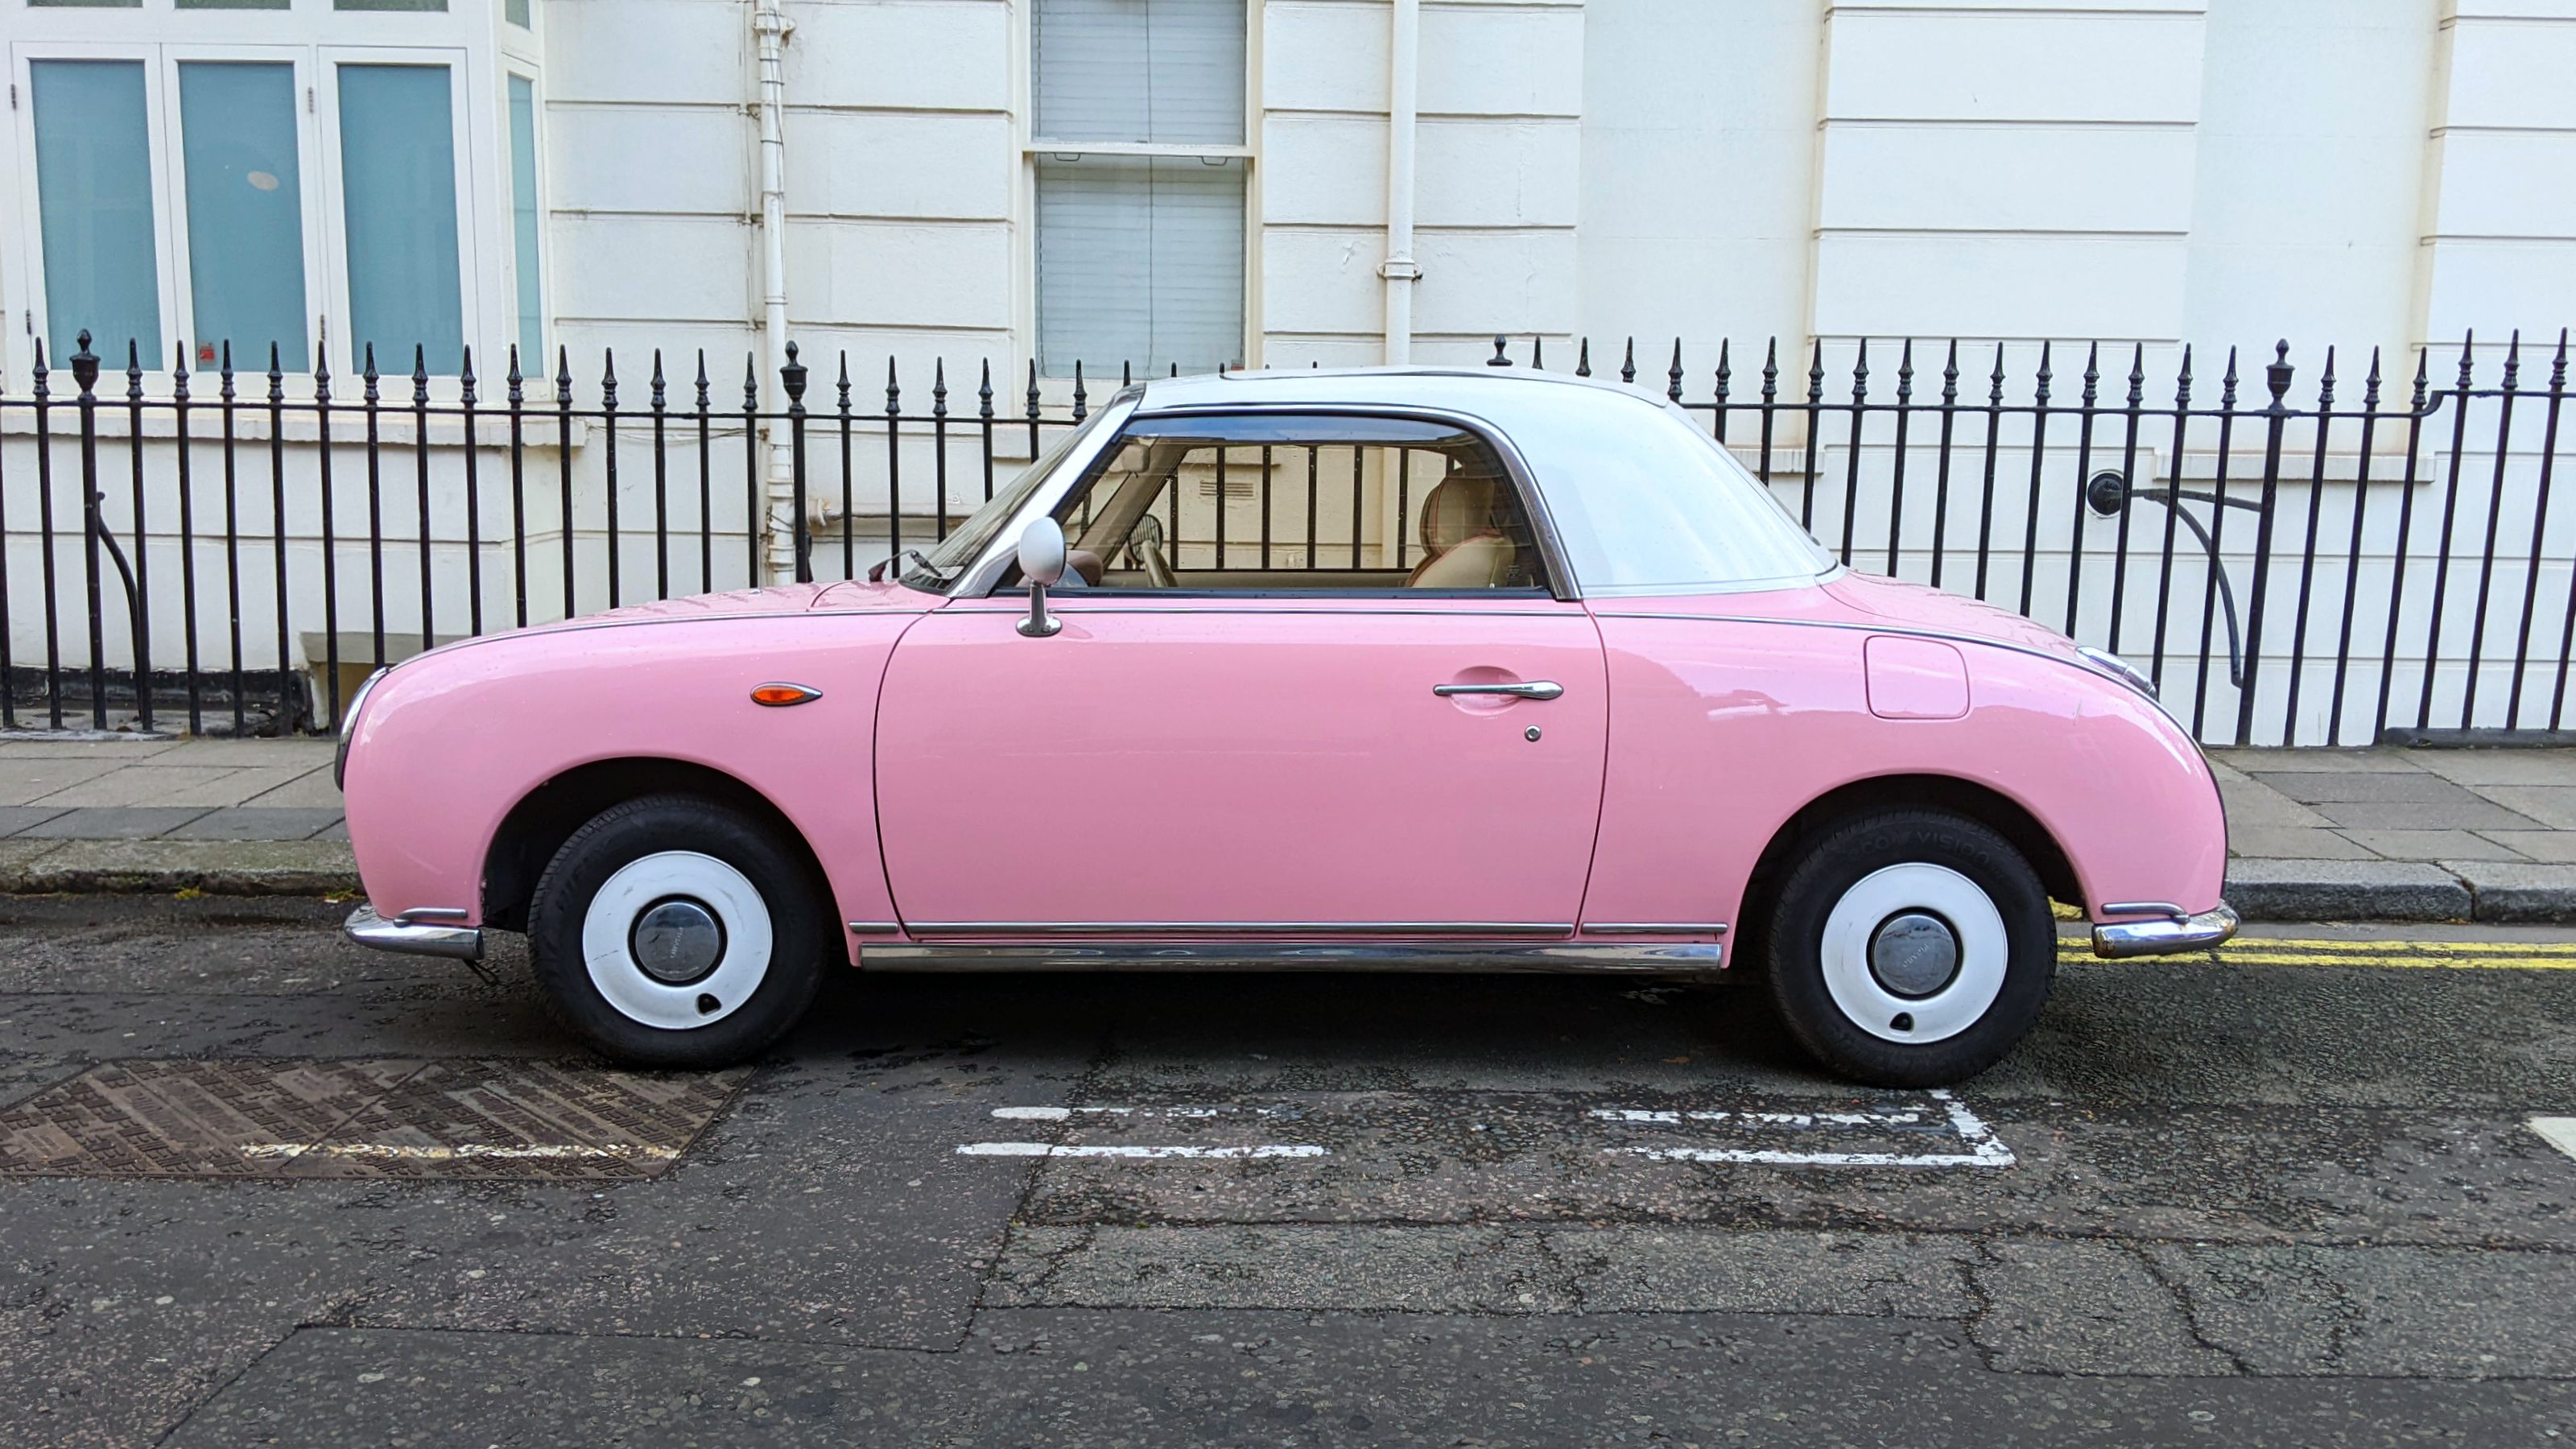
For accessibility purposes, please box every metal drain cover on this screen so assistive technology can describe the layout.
[0,1059,749,1181]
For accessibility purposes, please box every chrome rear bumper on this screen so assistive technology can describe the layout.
[345,904,485,961]
[2090,903,2240,959]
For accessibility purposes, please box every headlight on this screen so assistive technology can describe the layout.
[2075,646,2159,700]
[334,667,390,790]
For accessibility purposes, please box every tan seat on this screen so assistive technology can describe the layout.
[1406,467,1519,588]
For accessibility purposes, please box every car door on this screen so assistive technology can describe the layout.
[872,411,1608,937]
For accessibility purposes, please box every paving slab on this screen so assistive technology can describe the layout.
[2223,824,2380,861]
[2223,858,2473,922]
[2248,770,2486,805]
[2446,860,2576,923]
[159,808,345,842]
[29,766,278,809]
[239,770,343,808]
[0,807,69,838]
[2459,782,2576,829]
[2475,828,2576,864]
[2211,747,2427,774]
[2410,749,2576,786]
[2216,778,2331,828]
[14,807,213,840]
[2310,798,2545,831]
[2341,828,2530,862]
[0,756,129,806]
[146,738,336,768]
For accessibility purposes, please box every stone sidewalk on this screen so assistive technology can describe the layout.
[3,733,2574,919]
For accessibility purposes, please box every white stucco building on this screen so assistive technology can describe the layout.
[1,0,2571,747]
[6,0,2572,387]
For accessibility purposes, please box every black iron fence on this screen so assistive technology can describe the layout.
[0,328,2569,748]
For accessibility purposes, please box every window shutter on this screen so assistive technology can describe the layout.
[1037,156,1243,378]
[1034,0,1245,146]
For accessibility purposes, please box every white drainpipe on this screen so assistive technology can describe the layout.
[753,0,797,580]
[1381,0,1420,365]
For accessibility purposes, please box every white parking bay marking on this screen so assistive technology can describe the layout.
[955,1141,1325,1160]
[960,1105,1325,1161]
[1600,1089,2014,1169]
[2532,1117,2576,1162]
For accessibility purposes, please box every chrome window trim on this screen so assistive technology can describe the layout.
[945,394,1145,599]
[1581,923,1730,935]
[860,940,1724,973]
[964,400,1583,604]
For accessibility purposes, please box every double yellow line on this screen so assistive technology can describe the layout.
[2061,935,2576,970]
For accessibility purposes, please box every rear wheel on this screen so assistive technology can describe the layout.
[1762,807,2054,1087]
[527,795,828,1067]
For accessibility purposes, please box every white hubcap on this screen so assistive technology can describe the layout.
[1818,862,2008,1044]
[581,851,773,1029]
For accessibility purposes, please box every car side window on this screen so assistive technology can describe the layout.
[1037,413,1552,594]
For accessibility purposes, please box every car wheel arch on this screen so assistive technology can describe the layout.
[1736,774,2083,961]
[479,757,831,933]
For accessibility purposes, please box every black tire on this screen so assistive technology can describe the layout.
[1761,807,2054,1088]
[527,794,828,1067]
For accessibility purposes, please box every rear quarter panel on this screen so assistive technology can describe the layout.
[341,609,923,951]
[1583,609,2226,932]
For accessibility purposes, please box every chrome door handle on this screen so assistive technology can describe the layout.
[1433,680,1563,701]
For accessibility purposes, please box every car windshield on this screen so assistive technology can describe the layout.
[897,407,1115,592]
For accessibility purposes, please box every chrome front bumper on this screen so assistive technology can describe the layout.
[345,904,485,961]
[2090,903,2240,960]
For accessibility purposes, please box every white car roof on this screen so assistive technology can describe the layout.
[1133,365,1678,428]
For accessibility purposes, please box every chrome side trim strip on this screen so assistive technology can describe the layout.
[2099,901,2186,919]
[1582,922,1730,935]
[861,940,1724,974]
[903,921,1576,939]
[844,921,902,935]
[2091,904,2239,960]
[345,904,484,962]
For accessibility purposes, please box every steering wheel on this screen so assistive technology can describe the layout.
[1125,514,1179,588]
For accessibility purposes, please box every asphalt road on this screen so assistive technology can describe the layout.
[2,896,2573,1447]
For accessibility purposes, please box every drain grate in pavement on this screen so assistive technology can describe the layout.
[0,1059,749,1181]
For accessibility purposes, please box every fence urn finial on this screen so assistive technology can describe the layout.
[780,341,807,409]
[72,332,99,395]
[1488,335,1512,367]
[2265,340,2293,413]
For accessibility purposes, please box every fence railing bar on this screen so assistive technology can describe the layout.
[266,346,291,730]
[2462,332,2523,726]
[508,347,530,630]
[602,349,623,609]
[2016,342,2054,619]
[1884,341,1913,577]
[650,350,670,604]
[174,345,200,734]
[2416,337,2479,731]
[221,345,246,734]
[2146,347,2194,690]
[2281,348,2338,739]
[2190,349,2240,740]
[413,349,436,658]
[1926,341,1959,591]
[2374,352,2434,741]
[462,349,485,641]
[2062,344,2103,638]
[2326,349,2384,746]
[556,348,578,625]
[2506,332,2565,729]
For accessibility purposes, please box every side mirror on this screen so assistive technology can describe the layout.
[1016,517,1067,638]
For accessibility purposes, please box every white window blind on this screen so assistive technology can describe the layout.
[1037,155,1244,378]
[1033,0,1248,377]
[1034,0,1245,145]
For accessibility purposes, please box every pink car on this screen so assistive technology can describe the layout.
[337,368,2232,1087]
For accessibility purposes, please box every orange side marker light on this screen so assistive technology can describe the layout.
[750,682,824,707]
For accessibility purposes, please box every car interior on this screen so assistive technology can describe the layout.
[1018,416,1553,595]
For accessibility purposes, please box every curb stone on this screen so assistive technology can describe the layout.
[2442,861,2576,924]
[2220,859,2475,923]
[0,839,358,896]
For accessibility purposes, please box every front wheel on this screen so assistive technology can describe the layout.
[527,795,829,1067]
[1762,808,2055,1088]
